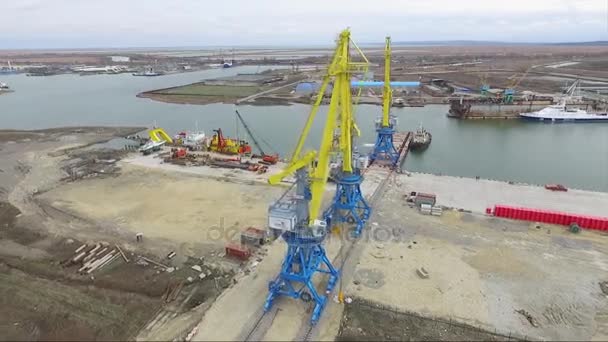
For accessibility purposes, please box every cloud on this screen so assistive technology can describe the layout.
[0,0,606,48]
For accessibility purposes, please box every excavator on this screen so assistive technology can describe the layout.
[208,128,252,155]
[234,109,279,164]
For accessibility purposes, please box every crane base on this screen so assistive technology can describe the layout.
[324,171,371,238]
[263,231,339,325]
[370,127,399,168]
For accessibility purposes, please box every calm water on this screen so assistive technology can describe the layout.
[1,67,607,191]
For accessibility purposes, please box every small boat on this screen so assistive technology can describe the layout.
[409,124,432,152]
[0,61,18,75]
[174,131,206,149]
[0,82,9,90]
[392,98,405,107]
[521,80,608,122]
[139,140,165,155]
[133,67,164,77]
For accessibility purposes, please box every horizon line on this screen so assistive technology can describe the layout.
[1,40,606,51]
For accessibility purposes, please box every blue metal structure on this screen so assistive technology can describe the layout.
[370,116,400,167]
[504,88,515,104]
[324,170,371,237]
[351,81,420,87]
[370,36,400,168]
[265,168,340,324]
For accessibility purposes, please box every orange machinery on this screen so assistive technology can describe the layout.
[208,128,252,155]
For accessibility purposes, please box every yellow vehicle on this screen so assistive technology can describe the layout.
[208,128,251,155]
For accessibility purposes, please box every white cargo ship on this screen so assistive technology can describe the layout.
[520,103,608,122]
[520,79,608,122]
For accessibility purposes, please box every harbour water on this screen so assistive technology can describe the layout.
[1,66,606,191]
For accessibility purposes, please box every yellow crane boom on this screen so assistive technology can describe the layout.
[270,29,368,225]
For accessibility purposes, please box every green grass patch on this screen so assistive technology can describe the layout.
[160,83,267,97]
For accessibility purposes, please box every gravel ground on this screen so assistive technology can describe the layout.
[346,178,608,340]
[399,172,608,217]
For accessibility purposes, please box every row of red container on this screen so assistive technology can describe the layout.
[493,204,608,231]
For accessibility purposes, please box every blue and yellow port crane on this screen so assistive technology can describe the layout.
[264,28,370,324]
[369,36,400,167]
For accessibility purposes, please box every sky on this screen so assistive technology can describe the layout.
[1,0,607,49]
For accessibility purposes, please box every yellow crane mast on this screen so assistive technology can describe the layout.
[382,36,392,127]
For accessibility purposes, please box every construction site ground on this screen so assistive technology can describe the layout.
[0,128,265,340]
[0,127,162,341]
[188,167,608,341]
[340,172,608,341]
[39,163,284,255]
[122,149,288,186]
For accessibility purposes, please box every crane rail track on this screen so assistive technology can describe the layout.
[299,155,401,341]
[242,306,281,341]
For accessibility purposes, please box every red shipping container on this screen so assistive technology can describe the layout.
[522,209,529,221]
[544,211,553,224]
[594,218,602,230]
[531,209,541,222]
[529,209,536,221]
[515,207,523,220]
[225,243,251,261]
[492,205,608,231]
[566,215,577,226]
[559,213,569,226]
[553,212,562,225]
[576,216,586,226]
[511,207,519,220]
[591,217,601,230]
[549,211,559,224]
[502,206,510,218]
[601,218,608,231]
[541,211,549,223]
[590,218,600,230]
[596,218,605,230]
[510,207,517,219]
[506,207,514,219]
